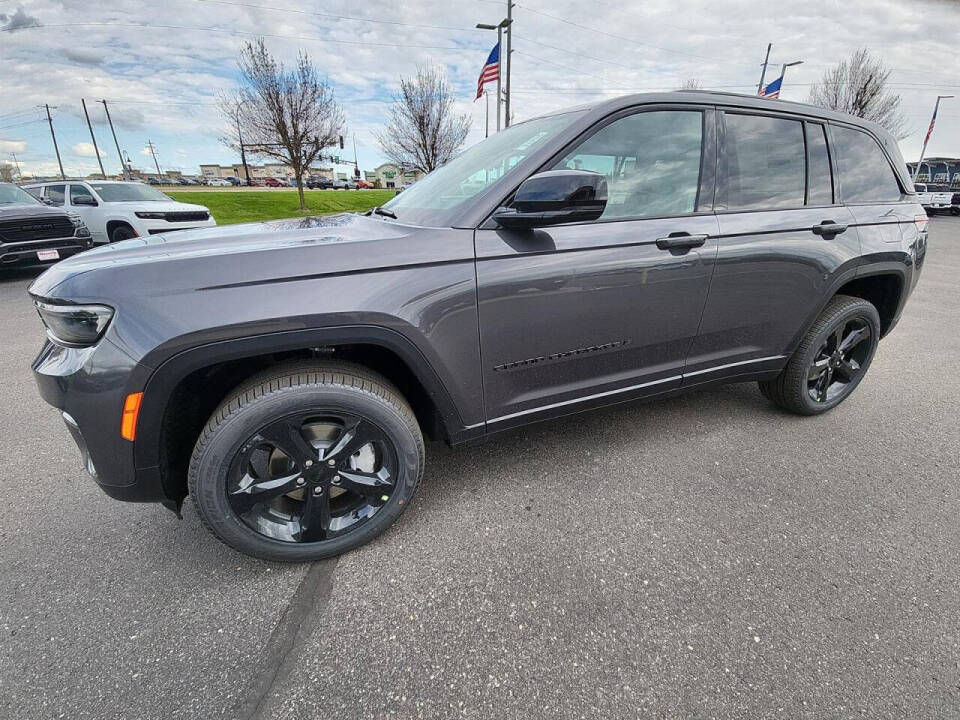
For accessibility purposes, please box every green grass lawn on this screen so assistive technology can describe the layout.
[166,189,397,225]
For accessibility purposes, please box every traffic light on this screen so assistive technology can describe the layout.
[338,136,344,150]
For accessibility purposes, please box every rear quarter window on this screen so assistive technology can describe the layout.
[832,126,902,203]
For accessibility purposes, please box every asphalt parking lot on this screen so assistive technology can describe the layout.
[1,218,958,719]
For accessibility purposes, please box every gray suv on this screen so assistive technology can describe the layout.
[29,92,927,561]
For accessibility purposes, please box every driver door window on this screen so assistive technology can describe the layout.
[551,110,704,220]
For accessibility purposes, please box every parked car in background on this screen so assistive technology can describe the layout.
[0,182,92,268]
[206,177,233,187]
[332,179,350,189]
[26,92,926,562]
[307,176,333,190]
[357,179,373,189]
[913,183,952,214]
[22,180,216,243]
[261,178,284,187]
[344,179,359,190]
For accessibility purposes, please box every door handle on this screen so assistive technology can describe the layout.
[811,220,848,236]
[655,232,709,250]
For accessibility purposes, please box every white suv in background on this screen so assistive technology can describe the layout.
[22,180,216,243]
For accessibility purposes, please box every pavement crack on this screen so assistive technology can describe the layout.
[233,558,339,720]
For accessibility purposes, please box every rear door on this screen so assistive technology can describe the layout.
[476,106,720,429]
[686,109,861,381]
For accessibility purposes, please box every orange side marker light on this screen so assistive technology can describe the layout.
[121,392,143,441]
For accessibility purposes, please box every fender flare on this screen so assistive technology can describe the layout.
[131,324,477,472]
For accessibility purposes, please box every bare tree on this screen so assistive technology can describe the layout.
[678,78,703,90]
[0,163,15,182]
[808,49,907,139]
[221,39,345,212]
[375,66,470,174]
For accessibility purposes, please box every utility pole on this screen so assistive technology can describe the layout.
[40,104,65,180]
[11,153,23,181]
[352,133,360,179]
[913,94,954,182]
[757,43,772,95]
[146,139,162,177]
[504,0,514,127]
[100,99,128,180]
[81,98,106,177]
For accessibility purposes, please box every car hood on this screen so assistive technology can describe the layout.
[28,212,469,301]
[0,202,68,220]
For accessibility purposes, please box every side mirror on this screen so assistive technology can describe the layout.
[493,170,607,229]
[72,195,98,206]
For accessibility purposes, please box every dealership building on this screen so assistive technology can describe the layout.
[198,163,339,181]
[906,157,960,187]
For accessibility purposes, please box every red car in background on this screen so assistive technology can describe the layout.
[357,180,373,189]
[261,178,284,187]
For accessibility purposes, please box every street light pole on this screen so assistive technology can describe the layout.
[913,94,954,182]
[504,0,513,127]
[477,20,509,131]
[757,43,772,95]
[40,104,65,180]
[779,60,803,95]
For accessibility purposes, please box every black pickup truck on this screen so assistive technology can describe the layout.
[0,183,92,268]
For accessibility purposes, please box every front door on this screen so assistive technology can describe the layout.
[66,184,106,242]
[477,107,720,429]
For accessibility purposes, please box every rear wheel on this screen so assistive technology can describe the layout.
[759,295,880,415]
[188,362,424,562]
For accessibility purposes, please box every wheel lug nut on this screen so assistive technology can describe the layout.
[313,486,323,495]
[332,475,341,484]
[295,477,305,486]
[304,460,313,467]
[327,459,336,467]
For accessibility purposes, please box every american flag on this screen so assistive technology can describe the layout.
[475,43,500,100]
[924,104,939,145]
[758,73,782,99]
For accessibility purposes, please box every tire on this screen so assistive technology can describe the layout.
[759,294,881,416]
[110,224,137,243]
[188,361,425,562]
[951,207,959,216]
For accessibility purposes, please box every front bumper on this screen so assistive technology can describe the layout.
[32,338,167,503]
[1,237,94,266]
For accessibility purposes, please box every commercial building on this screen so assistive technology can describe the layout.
[906,157,960,188]
[198,163,334,181]
[365,163,425,189]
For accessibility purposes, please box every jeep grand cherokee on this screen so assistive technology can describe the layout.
[28,92,926,562]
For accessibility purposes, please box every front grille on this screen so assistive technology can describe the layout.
[162,211,209,222]
[0,216,75,244]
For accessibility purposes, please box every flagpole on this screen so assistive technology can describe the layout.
[913,94,954,182]
[485,90,490,138]
[757,43,772,96]
[496,25,503,131]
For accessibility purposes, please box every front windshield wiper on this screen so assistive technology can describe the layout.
[371,206,397,219]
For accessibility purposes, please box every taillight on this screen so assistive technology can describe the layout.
[121,392,143,441]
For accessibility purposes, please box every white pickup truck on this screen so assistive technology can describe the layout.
[914,183,953,214]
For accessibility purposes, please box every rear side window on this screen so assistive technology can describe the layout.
[45,185,65,206]
[552,110,704,219]
[832,126,902,203]
[725,113,805,210]
[805,123,833,205]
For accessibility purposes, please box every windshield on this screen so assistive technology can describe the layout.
[89,183,172,202]
[0,184,40,205]
[383,111,584,226]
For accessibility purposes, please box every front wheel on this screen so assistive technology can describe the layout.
[188,362,425,562]
[110,224,137,243]
[759,295,880,415]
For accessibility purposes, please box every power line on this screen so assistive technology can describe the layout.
[512,34,642,73]
[513,49,634,89]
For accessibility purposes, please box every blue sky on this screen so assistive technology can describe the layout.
[2,0,960,180]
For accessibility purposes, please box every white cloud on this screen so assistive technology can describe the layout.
[73,142,105,158]
[0,140,28,153]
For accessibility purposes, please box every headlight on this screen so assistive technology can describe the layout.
[135,211,166,219]
[68,213,91,238]
[35,301,114,346]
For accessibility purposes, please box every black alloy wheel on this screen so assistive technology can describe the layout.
[110,224,137,243]
[759,294,881,415]
[189,362,424,561]
[226,412,399,543]
[806,318,872,404]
